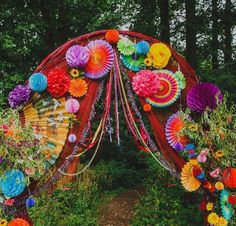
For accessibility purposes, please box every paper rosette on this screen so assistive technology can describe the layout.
[181,162,201,192]
[165,112,189,151]
[187,83,222,113]
[69,78,88,97]
[0,170,26,197]
[220,190,233,220]
[85,40,114,79]
[120,54,145,72]
[146,70,181,107]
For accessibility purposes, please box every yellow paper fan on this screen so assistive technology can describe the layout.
[181,162,201,192]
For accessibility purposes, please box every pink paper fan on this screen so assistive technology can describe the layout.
[85,40,114,79]
[165,112,189,151]
[187,83,222,113]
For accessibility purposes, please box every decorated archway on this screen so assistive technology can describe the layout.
[1,30,235,226]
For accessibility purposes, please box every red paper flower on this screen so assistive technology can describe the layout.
[228,195,236,204]
[105,29,119,44]
[4,198,14,206]
[47,68,70,97]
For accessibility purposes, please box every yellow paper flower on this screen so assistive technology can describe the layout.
[218,217,228,226]
[188,124,198,132]
[215,150,224,158]
[70,69,80,78]
[144,58,153,67]
[207,212,219,225]
[206,202,214,211]
[189,159,198,166]
[148,43,171,69]
[0,219,8,226]
[215,181,224,191]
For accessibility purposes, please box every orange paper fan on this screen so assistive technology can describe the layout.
[69,78,88,98]
[181,162,201,192]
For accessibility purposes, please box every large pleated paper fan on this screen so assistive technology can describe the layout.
[120,54,145,72]
[165,112,189,151]
[146,70,181,107]
[187,83,222,113]
[85,40,114,79]
[20,94,70,169]
[181,162,201,192]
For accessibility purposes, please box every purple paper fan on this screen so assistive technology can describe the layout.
[66,45,89,68]
[187,83,222,113]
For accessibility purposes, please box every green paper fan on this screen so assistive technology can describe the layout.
[117,38,135,56]
[175,71,186,89]
[120,54,145,72]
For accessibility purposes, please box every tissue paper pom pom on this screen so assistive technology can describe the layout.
[132,70,160,97]
[65,98,80,113]
[47,68,70,97]
[105,29,119,44]
[187,83,222,113]
[69,78,88,97]
[0,170,26,197]
[143,103,152,112]
[68,134,77,143]
[66,45,89,68]
[8,85,31,108]
[8,218,30,226]
[135,41,150,55]
[222,167,236,188]
[29,73,48,92]
[117,37,135,56]
[26,197,36,208]
[148,43,171,68]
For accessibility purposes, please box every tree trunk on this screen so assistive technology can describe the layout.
[212,0,219,71]
[224,0,232,67]
[185,0,197,70]
[158,0,170,44]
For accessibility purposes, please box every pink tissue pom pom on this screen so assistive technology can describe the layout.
[132,70,160,97]
[65,98,80,113]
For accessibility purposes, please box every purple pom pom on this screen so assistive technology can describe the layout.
[8,85,31,108]
[187,83,222,113]
[66,45,89,68]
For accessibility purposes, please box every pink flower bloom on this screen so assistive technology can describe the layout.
[4,199,14,206]
[197,149,209,163]
[210,168,221,178]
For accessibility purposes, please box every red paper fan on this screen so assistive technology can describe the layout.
[85,40,114,79]
[165,112,189,151]
[146,70,181,107]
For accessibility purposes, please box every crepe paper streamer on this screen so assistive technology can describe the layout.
[220,190,233,220]
[26,196,36,208]
[120,54,145,72]
[0,170,26,198]
[47,68,70,97]
[132,70,160,97]
[105,29,120,44]
[8,218,30,226]
[181,162,201,192]
[146,70,181,107]
[187,83,222,113]
[65,98,80,113]
[117,37,135,56]
[8,85,31,108]
[29,73,48,92]
[68,134,77,143]
[85,40,114,79]
[175,71,186,89]
[165,112,189,151]
[69,78,88,97]
[135,40,150,55]
[66,45,89,68]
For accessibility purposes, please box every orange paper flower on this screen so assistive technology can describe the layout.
[105,29,119,44]
[8,218,30,226]
[69,78,88,97]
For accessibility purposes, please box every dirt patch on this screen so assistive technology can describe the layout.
[99,187,146,226]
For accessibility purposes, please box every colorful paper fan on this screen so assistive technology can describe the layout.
[181,162,201,192]
[146,70,181,107]
[220,190,233,220]
[165,112,189,151]
[187,83,222,113]
[0,170,26,197]
[69,78,88,97]
[85,40,114,79]
[120,54,145,72]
